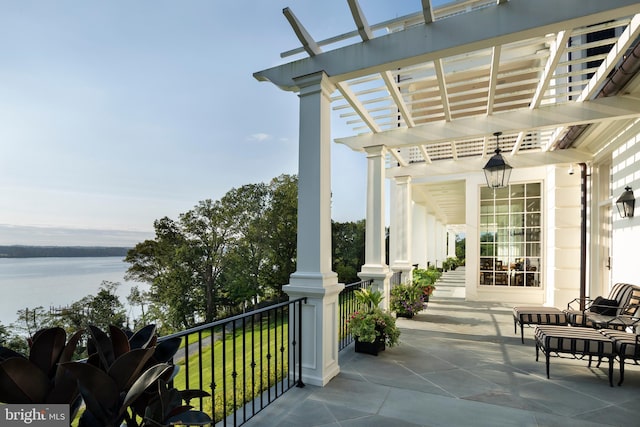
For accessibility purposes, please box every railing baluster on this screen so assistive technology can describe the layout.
[222,321,227,427]
[266,309,271,403]
[198,330,203,409]
[242,315,246,424]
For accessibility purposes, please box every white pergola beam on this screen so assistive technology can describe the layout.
[389,148,409,167]
[387,148,593,177]
[336,95,640,150]
[256,0,640,91]
[486,45,501,114]
[283,7,321,56]
[335,81,382,133]
[348,0,373,41]
[530,31,571,109]
[434,59,451,121]
[381,71,415,127]
[419,145,433,163]
[422,0,434,24]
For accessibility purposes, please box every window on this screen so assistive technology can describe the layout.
[479,183,541,287]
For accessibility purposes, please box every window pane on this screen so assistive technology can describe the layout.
[511,214,524,227]
[526,213,541,227]
[494,187,509,199]
[481,187,494,199]
[526,243,540,257]
[527,198,541,212]
[526,227,541,242]
[526,183,541,197]
[496,214,509,227]
[511,184,525,198]
[480,200,494,214]
[510,198,524,213]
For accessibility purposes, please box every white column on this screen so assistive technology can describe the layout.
[358,145,392,307]
[447,228,457,258]
[390,175,413,283]
[283,72,343,387]
[426,214,436,268]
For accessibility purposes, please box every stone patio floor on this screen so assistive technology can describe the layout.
[243,294,640,427]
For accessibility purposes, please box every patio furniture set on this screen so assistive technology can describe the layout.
[513,283,640,386]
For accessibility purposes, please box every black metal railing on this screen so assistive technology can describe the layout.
[160,297,306,427]
[390,270,403,287]
[338,279,372,351]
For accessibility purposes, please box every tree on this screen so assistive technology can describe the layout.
[332,220,366,284]
[13,306,50,337]
[260,175,298,294]
[456,235,466,261]
[124,174,299,331]
[127,285,148,327]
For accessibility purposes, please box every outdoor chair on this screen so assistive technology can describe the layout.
[599,328,640,385]
[563,283,640,329]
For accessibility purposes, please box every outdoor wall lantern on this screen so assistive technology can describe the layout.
[483,131,512,189]
[616,186,635,218]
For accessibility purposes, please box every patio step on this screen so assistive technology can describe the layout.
[432,267,465,299]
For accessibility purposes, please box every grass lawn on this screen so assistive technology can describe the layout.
[172,315,292,423]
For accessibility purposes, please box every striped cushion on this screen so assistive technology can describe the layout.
[600,329,640,359]
[513,307,566,325]
[535,325,615,356]
[608,283,637,316]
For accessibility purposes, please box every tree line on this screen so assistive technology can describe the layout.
[2,174,366,346]
[0,246,130,258]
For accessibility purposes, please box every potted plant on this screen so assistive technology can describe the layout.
[347,288,400,355]
[412,267,439,302]
[390,283,425,318]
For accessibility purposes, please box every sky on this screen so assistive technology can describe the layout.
[0,0,441,246]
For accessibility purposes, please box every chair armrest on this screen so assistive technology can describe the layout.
[600,314,640,329]
[566,297,593,311]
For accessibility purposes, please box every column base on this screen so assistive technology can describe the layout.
[283,280,344,387]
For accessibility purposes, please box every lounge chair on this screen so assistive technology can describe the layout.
[563,283,640,329]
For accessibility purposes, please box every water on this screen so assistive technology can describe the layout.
[0,257,149,327]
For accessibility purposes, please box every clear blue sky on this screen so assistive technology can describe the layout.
[0,0,440,246]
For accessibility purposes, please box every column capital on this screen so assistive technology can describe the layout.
[364,145,387,157]
[394,175,412,184]
[294,71,335,97]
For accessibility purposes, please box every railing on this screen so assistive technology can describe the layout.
[338,279,372,351]
[390,270,403,287]
[160,297,306,427]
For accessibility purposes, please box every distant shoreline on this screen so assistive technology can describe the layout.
[0,245,130,258]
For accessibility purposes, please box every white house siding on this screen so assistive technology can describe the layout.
[611,121,640,285]
[545,166,582,307]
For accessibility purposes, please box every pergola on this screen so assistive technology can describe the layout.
[254,0,640,386]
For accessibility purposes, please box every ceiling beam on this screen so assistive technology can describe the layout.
[336,94,640,150]
[256,0,640,90]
